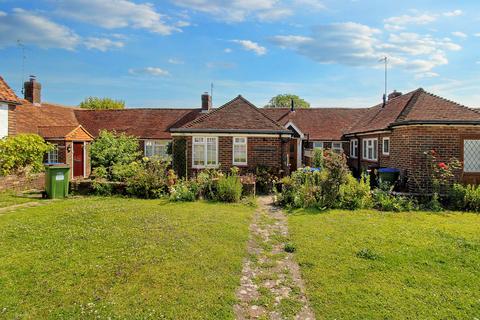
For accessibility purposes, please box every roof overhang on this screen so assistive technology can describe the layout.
[285,121,305,139]
[0,99,21,106]
[390,120,480,127]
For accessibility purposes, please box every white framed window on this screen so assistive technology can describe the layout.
[362,138,378,161]
[332,142,343,153]
[464,139,480,173]
[382,137,390,156]
[144,140,169,158]
[312,141,323,149]
[0,103,8,138]
[193,137,218,168]
[47,144,59,163]
[350,139,358,158]
[233,137,247,165]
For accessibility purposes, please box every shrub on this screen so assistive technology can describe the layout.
[216,175,243,203]
[338,174,373,210]
[372,189,417,212]
[0,134,53,176]
[126,159,172,199]
[111,162,141,182]
[196,169,223,200]
[90,130,141,181]
[311,148,324,168]
[170,179,198,202]
[255,166,278,194]
[91,179,114,196]
[449,184,480,212]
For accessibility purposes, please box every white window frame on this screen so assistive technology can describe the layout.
[47,144,59,163]
[350,139,358,158]
[0,103,8,139]
[312,141,323,149]
[144,140,169,159]
[332,142,343,153]
[362,138,378,161]
[382,137,390,156]
[192,136,218,169]
[232,137,247,166]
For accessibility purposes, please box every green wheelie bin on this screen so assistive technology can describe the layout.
[45,165,70,199]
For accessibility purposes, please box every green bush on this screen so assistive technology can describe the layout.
[196,169,223,200]
[91,179,114,196]
[0,134,53,176]
[449,184,480,212]
[170,179,198,202]
[216,175,243,203]
[90,130,141,181]
[372,189,417,212]
[126,159,171,199]
[79,97,125,110]
[255,166,278,194]
[111,162,141,182]
[338,174,373,210]
[312,148,324,168]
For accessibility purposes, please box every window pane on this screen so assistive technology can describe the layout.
[373,140,378,159]
[313,142,323,149]
[206,138,217,165]
[234,145,247,163]
[193,144,205,166]
[464,140,480,172]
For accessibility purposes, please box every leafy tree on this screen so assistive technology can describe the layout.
[79,97,125,110]
[0,134,53,176]
[264,94,310,109]
[90,130,141,180]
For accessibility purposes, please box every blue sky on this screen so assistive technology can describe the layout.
[0,0,479,108]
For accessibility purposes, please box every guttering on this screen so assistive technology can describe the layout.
[389,120,480,127]
[170,128,292,134]
[344,129,392,137]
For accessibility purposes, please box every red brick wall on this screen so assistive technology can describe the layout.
[0,173,45,192]
[348,125,480,192]
[8,104,16,136]
[176,135,288,176]
[348,133,392,171]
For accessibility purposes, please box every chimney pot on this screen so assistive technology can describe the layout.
[388,90,402,100]
[24,76,41,105]
[201,92,211,112]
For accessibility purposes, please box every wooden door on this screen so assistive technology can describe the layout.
[73,142,84,178]
[289,139,297,171]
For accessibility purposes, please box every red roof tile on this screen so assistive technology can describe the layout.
[74,108,202,139]
[263,108,367,140]
[347,88,480,134]
[176,96,290,133]
[0,76,21,104]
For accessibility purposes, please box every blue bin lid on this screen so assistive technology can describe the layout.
[378,167,400,173]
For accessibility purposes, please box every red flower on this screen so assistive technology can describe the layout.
[438,162,448,170]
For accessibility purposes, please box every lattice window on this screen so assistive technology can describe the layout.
[464,140,480,173]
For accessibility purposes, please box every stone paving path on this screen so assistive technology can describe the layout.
[234,196,315,320]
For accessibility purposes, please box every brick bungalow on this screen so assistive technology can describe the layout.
[1,75,480,191]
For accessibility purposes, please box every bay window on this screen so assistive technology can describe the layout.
[233,137,247,165]
[362,138,378,161]
[193,137,218,168]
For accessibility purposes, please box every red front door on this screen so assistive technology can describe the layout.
[73,142,84,178]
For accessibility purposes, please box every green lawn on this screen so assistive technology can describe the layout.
[0,192,39,208]
[288,209,480,319]
[0,197,254,319]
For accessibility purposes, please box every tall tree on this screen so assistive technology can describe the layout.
[79,97,125,110]
[264,94,310,109]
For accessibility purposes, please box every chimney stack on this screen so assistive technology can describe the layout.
[201,92,211,112]
[290,98,295,112]
[388,90,402,100]
[24,75,41,105]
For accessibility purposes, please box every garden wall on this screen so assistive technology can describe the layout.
[0,173,45,192]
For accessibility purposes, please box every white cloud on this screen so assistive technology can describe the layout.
[451,31,467,38]
[443,10,463,17]
[168,58,184,64]
[55,0,181,35]
[231,40,267,55]
[271,22,461,77]
[224,48,232,53]
[84,37,124,51]
[384,13,436,31]
[170,0,325,22]
[129,67,170,76]
[0,8,80,50]
[474,33,480,37]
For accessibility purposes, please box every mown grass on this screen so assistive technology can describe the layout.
[288,209,480,319]
[0,192,38,208]
[0,197,254,319]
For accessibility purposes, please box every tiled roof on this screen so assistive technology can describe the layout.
[176,95,291,133]
[346,88,480,134]
[0,76,21,104]
[263,108,367,141]
[74,108,202,139]
[14,101,80,136]
[37,125,93,141]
